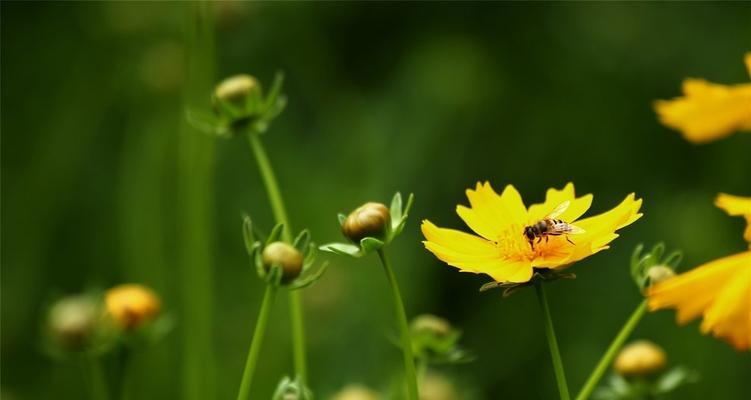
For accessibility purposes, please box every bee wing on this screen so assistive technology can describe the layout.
[549,222,586,235]
[545,200,570,220]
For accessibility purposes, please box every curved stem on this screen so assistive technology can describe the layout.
[575,300,648,400]
[246,132,307,384]
[376,249,419,400]
[237,284,278,400]
[535,282,570,400]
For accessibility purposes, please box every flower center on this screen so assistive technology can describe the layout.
[494,223,573,262]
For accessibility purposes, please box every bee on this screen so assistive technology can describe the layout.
[523,200,585,250]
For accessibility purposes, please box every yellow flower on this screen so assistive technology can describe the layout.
[648,193,751,351]
[715,193,751,245]
[614,340,667,377]
[654,53,751,144]
[648,251,751,351]
[105,284,161,330]
[421,182,642,283]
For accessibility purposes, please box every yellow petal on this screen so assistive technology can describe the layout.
[421,220,533,283]
[654,79,751,144]
[527,183,593,223]
[562,194,643,265]
[462,182,527,235]
[716,193,751,244]
[715,193,751,217]
[648,251,751,350]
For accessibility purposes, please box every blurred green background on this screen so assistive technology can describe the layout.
[2,2,750,399]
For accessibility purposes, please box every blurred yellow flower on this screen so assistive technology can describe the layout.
[105,284,161,330]
[715,193,751,245]
[654,53,751,144]
[649,193,751,350]
[648,251,751,350]
[421,182,642,283]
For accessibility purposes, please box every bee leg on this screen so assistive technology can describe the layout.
[566,236,575,245]
[528,240,535,250]
[545,236,549,243]
[537,236,543,244]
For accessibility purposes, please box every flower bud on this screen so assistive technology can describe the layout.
[420,373,459,400]
[213,74,260,105]
[48,295,99,348]
[342,202,390,243]
[105,284,161,331]
[614,340,667,377]
[647,265,676,285]
[333,384,379,400]
[262,242,303,283]
[411,314,452,337]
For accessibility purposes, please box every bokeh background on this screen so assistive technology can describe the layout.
[2,2,750,399]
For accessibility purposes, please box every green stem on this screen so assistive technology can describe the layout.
[535,282,570,400]
[246,131,307,384]
[83,355,109,400]
[575,300,648,400]
[179,2,216,399]
[237,284,278,400]
[376,249,419,400]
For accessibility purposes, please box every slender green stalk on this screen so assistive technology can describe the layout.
[179,2,216,399]
[237,284,278,400]
[535,282,571,400]
[82,355,109,400]
[575,300,648,400]
[246,131,308,384]
[376,249,419,400]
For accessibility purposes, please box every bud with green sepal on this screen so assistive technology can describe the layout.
[410,314,475,365]
[320,192,414,258]
[272,376,313,400]
[630,243,683,292]
[593,340,698,400]
[243,215,327,290]
[187,72,287,138]
[320,191,420,400]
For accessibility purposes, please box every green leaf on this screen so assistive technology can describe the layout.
[319,242,362,257]
[360,237,384,254]
[242,214,256,255]
[255,249,266,279]
[337,213,347,227]
[650,242,665,263]
[266,223,284,245]
[293,229,311,253]
[288,262,328,291]
[186,109,231,138]
[655,366,699,393]
[663,250,683,269]
[302,243,317,270]
[265,71,285,111]
[403,193,415,219]
[390,192,403,228]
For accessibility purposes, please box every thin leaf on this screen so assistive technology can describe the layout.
[337,213,347,227]
[266,223,284,245]
[265,71,285,110]
[186,109,230,137]
[319,242,362,257]
[288,262,328,291]
[293,229,311,253]
[360,237,384,254]
[242,214,255,255]
[255,249,266,279]
[390,192,403,229]
[663,250,683,270]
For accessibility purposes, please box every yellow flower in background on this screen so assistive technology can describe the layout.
[715,193,751,244]
[105,284,161,330]
[654,53,751,144]
[648,251,751,350]
[421,182,642,283]
[648,193,751,351]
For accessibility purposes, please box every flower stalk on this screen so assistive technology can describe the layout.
[237,284,278,400]
[82,355,109,400]
[376,249,419,400]
[246,130,308,384]
[535,282,570,400]
[575,300,648,400]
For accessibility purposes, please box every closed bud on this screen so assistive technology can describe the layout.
[213,74,260,105]
[105,284,161,331]
[333,384,379,400]
[48,295,99,348]
[420,373,459,400]
[342,202,390,243]
[647,265,676,285]
[614,340,667,377]
[411,314,452,337]
[262,242,303,283]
